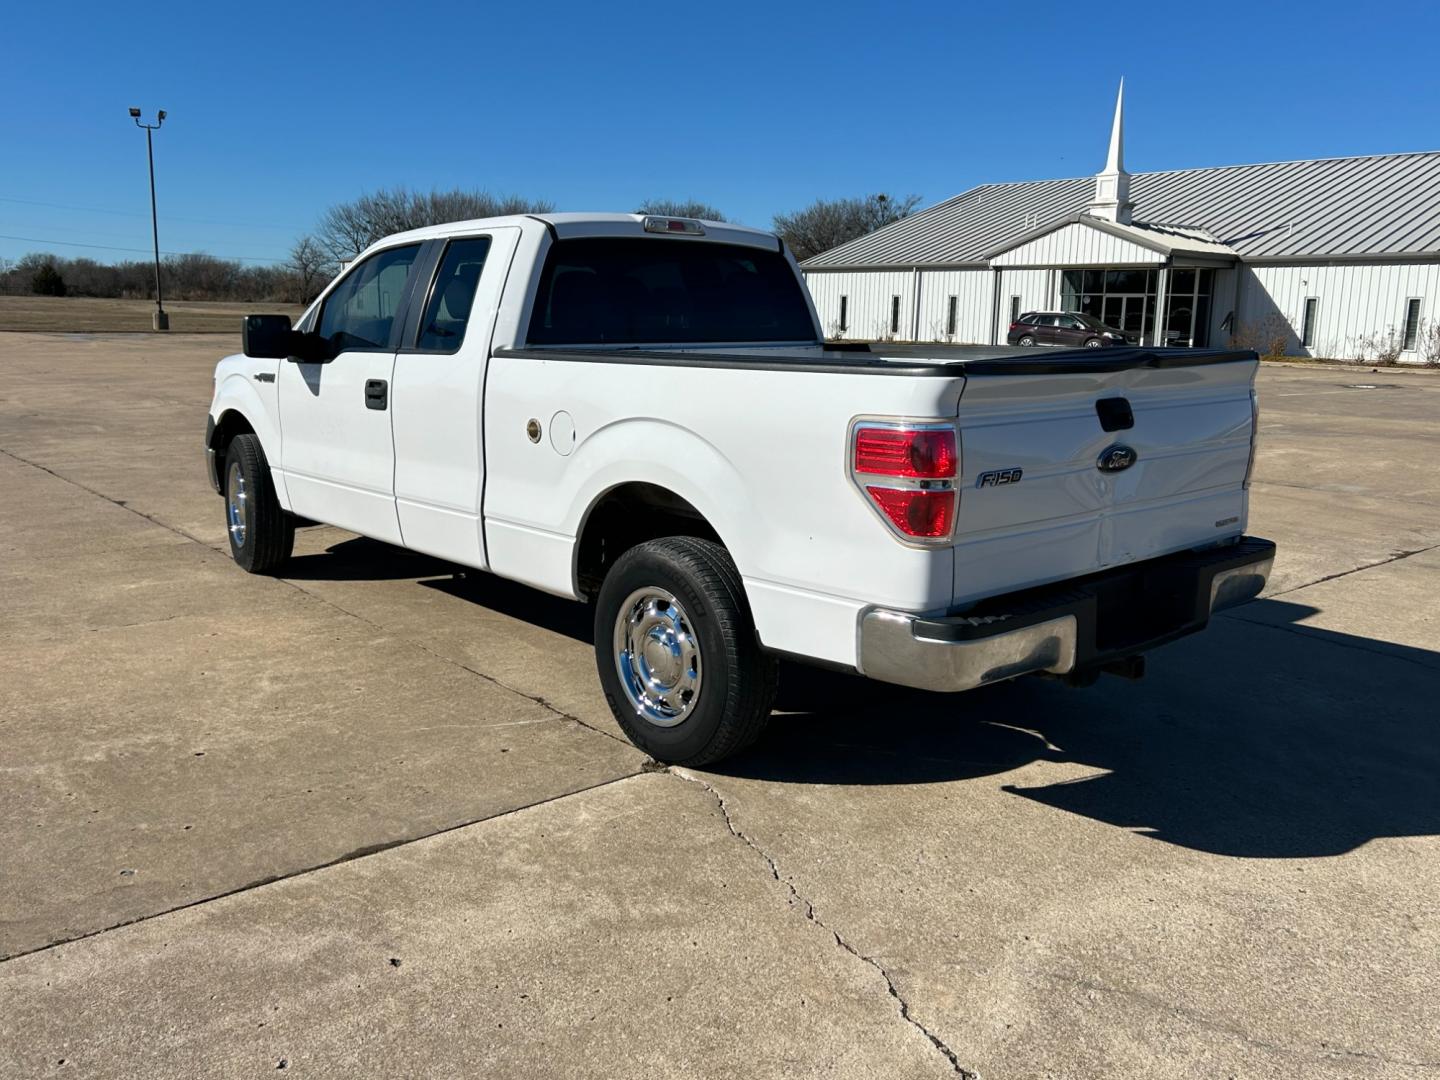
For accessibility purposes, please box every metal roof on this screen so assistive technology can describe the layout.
[802,151,1440,269]
[982,215,1238,261]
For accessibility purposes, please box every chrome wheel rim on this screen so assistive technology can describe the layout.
[613,587,702,727]
[1085,338,1102,348]
[225,460,248,548]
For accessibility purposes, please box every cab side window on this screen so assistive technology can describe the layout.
[317,244,421,350]
[417,237,493,352]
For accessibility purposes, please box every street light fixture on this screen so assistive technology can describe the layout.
[129,107,168,331]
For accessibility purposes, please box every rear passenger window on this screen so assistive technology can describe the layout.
[316,244,421,350]
[417,237,493,352]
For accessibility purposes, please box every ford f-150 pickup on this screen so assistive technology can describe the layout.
[206,212,1275,765]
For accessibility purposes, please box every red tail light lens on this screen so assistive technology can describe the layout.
[851,422,959,543]
[853,427,957,479]
[865,486,955,539]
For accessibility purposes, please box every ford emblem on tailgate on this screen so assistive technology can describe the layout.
[1097,445,1137,472]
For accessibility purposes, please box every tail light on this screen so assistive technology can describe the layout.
[851,421,958,544]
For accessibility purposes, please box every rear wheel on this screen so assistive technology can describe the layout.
[1018,334,1036,347]
[1084,337,1103,348]
[223,433,294,574]
[594,537,777,766]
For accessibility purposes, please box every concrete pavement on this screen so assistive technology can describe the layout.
[1,332,1437,1078]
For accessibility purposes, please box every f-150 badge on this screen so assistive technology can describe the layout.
[976,468,1023,488]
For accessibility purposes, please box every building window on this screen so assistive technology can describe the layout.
[890,295,901,335]
[1402,297,1422,350]
[838,295,848,333]
[1009,295,1021,325]
[1301,297,1319,349]
[946,295,958,336]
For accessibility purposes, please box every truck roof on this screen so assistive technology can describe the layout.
[372,212,783,253]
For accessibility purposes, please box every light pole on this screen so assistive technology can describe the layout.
[129,107,168,331]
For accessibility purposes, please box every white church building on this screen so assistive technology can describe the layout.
[801,84,1440,362]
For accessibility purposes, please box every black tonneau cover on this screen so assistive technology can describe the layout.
[497,344,1259,377]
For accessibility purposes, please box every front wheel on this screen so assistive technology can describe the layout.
[223,433,294,574]
[1084,337,1103,348]
[594,537,778,766]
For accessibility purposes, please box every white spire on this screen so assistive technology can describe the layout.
[1089,78,1133,224]
[1105,77,1125,173]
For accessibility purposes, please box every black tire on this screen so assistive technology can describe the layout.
[594,537,778,766]
[1084,337,1103,348]
[222,433,294,574]
[1018,334,1036,347]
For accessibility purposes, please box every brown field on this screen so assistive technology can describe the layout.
[0,295,304,334]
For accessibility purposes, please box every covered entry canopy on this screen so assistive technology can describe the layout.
[985,214,1237,346]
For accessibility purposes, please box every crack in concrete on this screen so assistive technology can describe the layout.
[1219,607,1440,673]
[0,446,216,548]
[272,575,634,751]
[1264,542,1440,598]
[0,772,643,965]
[670,768,976,1079]
[1052,973,1440,1069]
[0,443,633,751]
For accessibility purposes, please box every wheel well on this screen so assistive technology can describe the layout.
[575,483,722,599]
[210,410,256,465]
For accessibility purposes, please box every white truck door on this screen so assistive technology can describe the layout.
[390,227,521,567]
[277,243,423,545]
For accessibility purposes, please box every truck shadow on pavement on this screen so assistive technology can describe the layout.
[290,538,1439,861]
[726,599,1440,860]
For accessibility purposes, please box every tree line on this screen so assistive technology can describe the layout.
[0,188,921,304]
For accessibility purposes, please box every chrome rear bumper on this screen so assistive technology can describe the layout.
[858,537,1275,693]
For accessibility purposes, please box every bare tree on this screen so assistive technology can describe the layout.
[1232,313,1292,361]
[287,235,335,304]
[772,193,922,262]
[1420,319,1440,367]
[635,199,726,222]
[316,187,555,263]
[1354,329,1403,366]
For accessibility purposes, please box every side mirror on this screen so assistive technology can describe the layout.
[242,314,294,358]
[241,314,337,363]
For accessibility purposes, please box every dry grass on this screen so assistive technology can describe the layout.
[0,296,304,334]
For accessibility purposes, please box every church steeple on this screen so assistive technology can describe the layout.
[1089,79,1133,224]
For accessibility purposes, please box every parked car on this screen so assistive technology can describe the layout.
[1008,311,1129,348]
[207,213,1273,765]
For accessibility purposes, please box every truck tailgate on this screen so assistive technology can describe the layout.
[951,353,1257,606]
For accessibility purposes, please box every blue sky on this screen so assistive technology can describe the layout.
[5,0,1439,267]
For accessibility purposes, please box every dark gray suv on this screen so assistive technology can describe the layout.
[1007,311,1129,348]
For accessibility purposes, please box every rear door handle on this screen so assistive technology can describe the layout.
[364,379,388,411]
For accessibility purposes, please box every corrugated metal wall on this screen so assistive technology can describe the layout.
[1240,263,1440,359]
[991,223,1162,267]
[804,267,1055,343]
[807,260,1439,359]
[916,269,992,342]
[996,268,1053,334]
[803,270,915,340]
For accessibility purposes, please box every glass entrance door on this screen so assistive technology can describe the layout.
[1102,295,1150,343]
[1062,268,1158,344]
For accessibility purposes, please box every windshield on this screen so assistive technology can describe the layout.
[527,237,817,346]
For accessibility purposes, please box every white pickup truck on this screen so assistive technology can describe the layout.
[207,212,1274,764]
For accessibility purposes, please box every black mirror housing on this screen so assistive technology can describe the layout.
[242,314,295,359]
[242,314,337,363]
